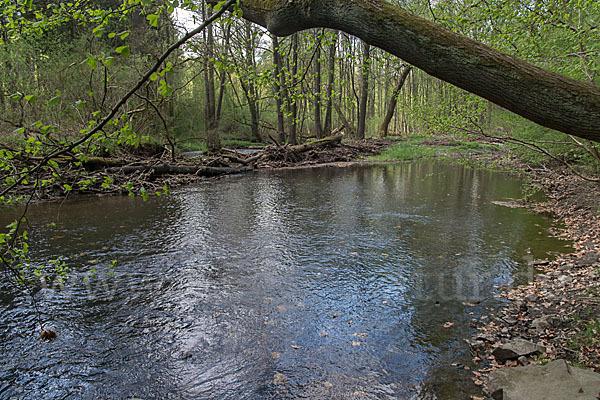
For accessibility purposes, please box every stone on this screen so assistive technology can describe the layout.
[492,339,545,362]
[558,275,572,285]
[470,340,486,351]
[517,356,528,366]
[525,294,538,302]
[476,333,497,342]
[513,300,527,312]
[488,359,600,400]
[531,316,552,330]
[577,252,599,266]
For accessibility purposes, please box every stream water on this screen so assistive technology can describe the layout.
[0,163,571,399]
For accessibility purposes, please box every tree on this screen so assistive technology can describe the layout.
[356,40,370,140]
[378,65,412,138]
[233,0,600,142]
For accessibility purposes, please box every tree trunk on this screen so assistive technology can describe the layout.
[357,41,370,140]
[334,103,356,137]
[378,65,412,138]
[203,4,220,152]
[287,33,299,145]
[272,35,286,144]
[313,31,323,139]
[215,24,231,126]
[236,0,600,142]
[323,31,336,134]
[243,21,261,142]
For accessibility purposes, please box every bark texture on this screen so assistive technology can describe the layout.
[236,0,600,142]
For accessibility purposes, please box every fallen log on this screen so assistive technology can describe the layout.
[287,134,342,153]
[107,164,252,176]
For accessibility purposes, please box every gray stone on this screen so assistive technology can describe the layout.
[525,294,538,302]
[558,275,572,285]
[470,340,486,351]
[488,359,600,400]
[501,316,518,325]
[492,339,545,362]
[517,356,528,366]
[532,316,552,330]
[577,252,599,266]
[512,300,527,312]
[476,333,497,343]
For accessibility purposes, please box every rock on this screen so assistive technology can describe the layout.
[525,294,538,302]
[488,359,600,400]
[470,340,486,351]
[517,356,528,366]
[513,300,527,312]
[40,328,57,341]
[577,252,599,266]
[536,273,550,281]
[532,316,552,330]
[476,333,497,343]
[492,339,545,362]
[557,275,572,285]
[531,259,550,266]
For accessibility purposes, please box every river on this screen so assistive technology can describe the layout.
[0,163,571,399]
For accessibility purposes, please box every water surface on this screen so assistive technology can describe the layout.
[0,163,570,399]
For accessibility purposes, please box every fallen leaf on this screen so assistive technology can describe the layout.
[443,322,454,328]
[290,345,300,349]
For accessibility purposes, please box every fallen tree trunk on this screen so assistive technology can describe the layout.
[287,134,342,153]
[234,0,600,142]
[107,164,252,176]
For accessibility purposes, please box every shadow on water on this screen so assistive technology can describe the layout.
[0,162,571,399]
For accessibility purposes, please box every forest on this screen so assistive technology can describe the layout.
[1,0,600,399]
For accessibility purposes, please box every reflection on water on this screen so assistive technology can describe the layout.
[0,163,570,399]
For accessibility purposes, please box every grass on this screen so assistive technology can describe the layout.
[371,135,501,162]
[567,318,600,351]
[177,141,207,152]
[222,139,267,148]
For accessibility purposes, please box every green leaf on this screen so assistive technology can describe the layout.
[115,45,130,57]
[108,32,116,38]
[92,25,104,37]
[118,31,130,40]
[86,55,97,70]
[103,57,114,68]
[150,72,158,81]
[147,14,158,27]
[24,94,37,103]
[48,94,61,106]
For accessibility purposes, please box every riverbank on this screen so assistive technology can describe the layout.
[469,164,600,398]
[380,136,600,398]
[4,135,393,203]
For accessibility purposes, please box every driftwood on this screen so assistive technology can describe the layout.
[107,164,252,176]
